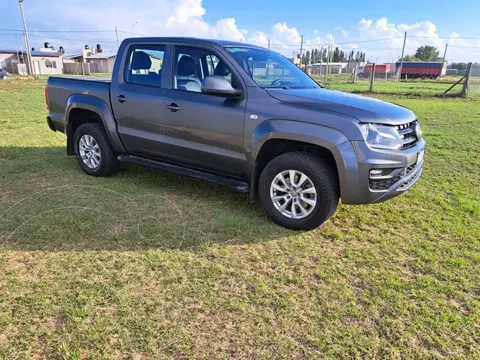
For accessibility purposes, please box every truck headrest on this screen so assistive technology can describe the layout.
[132,51,152,70]
[177,56,196,76]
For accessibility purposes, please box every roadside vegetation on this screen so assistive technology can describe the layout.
[0,78,479,358]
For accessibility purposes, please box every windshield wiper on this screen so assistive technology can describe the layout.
[265,86,291,90]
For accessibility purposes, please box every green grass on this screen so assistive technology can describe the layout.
[1,78,480,359]
[311,74,480,97]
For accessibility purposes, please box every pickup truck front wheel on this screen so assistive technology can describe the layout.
[73,123,120,176]
[258,152,339,230]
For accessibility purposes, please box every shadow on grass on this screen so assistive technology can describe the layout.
[0,146,294,251]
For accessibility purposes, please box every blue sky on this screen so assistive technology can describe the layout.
[202,0,479,37]
[1,0,479,61]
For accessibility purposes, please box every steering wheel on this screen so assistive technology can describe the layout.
[270,79,284,86]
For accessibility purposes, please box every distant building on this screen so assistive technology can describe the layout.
[288,57,300,65]
[0,48,63,75]
[63,44,116,73]
[363,63,394,77]
[85,52,116,73]
[309,62,362,75]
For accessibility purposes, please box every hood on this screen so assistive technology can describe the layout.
[267,88,416,125]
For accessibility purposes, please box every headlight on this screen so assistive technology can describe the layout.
[360,123,402,150]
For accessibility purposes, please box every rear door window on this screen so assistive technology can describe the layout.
[124,45,166,87]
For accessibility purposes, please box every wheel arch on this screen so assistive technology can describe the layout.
[247,120,349,202]
[65,94,125,155]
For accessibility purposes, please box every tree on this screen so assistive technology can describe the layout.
[414,46,440,61]
[332,47,340,62]
[348,50,354,62]
[451,62,468,71]
[400,54,420,61]
[354,51,365,62]
[302,50,310,65]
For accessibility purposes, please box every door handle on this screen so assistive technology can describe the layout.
[116,95,128,103]
[166,103,180,112]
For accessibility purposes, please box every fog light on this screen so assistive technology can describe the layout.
[369,168,400,179]
[370,169,383,178]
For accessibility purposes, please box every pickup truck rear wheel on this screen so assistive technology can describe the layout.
[258,152,339,230]
[73,123,120,176]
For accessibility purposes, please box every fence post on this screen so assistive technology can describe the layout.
[461,62,473,97]
[354,63,358,83]
[369,63,376,92]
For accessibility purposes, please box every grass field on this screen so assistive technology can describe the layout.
[1,78,480,359]
[312,74,480,97]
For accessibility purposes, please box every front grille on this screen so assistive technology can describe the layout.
[369,163,418,191]
[395,121,419,149]
[369,176,401,191]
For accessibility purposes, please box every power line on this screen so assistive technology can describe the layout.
[448,45,480,48]
[0,28,115,33]
[26,33,118,44]
[118,30,142,36]
[408,35,480,40]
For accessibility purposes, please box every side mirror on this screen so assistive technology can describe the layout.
[201,76,242,97]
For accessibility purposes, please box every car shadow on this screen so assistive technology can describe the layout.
[0,146,295,251]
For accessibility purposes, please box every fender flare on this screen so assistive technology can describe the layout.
[246,119,351,202]
[65,94,126,154]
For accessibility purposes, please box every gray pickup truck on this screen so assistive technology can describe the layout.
[45,37,425,230]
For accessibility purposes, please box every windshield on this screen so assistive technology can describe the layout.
[225,47,319,89]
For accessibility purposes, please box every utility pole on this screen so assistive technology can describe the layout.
[115,26,120,48]
[369,63,376,92]
[325,44,330,84]
[327,41,334,79]
[461,62,473,97]
[299,35,304,70]
[442,43,448,64]
[18,0,34,77]
[397,31,407,82]
[268,39,271,50]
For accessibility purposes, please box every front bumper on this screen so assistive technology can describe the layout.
[333,138,425,205]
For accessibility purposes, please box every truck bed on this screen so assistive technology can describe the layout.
[46,76,111,133]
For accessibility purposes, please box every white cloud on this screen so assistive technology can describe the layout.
[15,2,480,62]
[272,22,302,45]
[356,17,480,62]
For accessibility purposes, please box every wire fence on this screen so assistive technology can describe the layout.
[308,62,480,97]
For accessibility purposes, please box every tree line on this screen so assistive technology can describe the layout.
[300,48,366,65]
[450,62,479,70]
[297,45,478,67]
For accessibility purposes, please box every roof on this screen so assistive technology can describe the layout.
[0,49,63,57]
[122,37,266,49]
[31,51,63,57]
[86,52,116,59]
[64,52,83,60]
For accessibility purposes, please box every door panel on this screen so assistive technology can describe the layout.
[161,45,247,176]
[110,45,168,158]
[163,90,246,175]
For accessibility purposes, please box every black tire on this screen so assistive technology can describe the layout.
[258,152,339,231]
[73,122,120,177]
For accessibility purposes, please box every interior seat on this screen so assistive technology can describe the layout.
[130,51,160,86]
[176,56,201,92]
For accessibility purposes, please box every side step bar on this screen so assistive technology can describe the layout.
[118,155,249,193]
